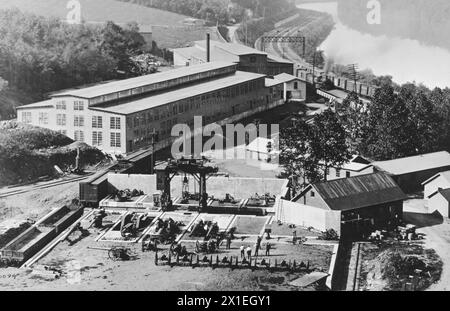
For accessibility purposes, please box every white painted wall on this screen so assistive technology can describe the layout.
[424,176,450,198]
[275,199,341,233]
[18,97,126,154]
[428,193,450,217]
[324,166,374,181]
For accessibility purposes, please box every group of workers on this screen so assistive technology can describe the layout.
[236,236,271,260]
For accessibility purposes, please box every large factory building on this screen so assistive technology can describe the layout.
[173,39,294,76]
[16,61,297,155]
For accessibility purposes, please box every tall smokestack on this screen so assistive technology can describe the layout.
[206,33,211,62]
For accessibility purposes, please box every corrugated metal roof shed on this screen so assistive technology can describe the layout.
[313,173,407,211]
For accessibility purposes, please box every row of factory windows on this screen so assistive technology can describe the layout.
[54,114,121,130]
[127,79,265,130]
[20,112,120,131]
[66,130,122,148]
[55,100,85,111]
[130,95,267,145]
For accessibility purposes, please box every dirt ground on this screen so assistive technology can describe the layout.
[0,181,79,227]
[0,220,333,291]
[403,199,450,291]
[355,198,450,291]
[359,242,442,291]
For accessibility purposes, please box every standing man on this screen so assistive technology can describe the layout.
[292,230,297,245]
[254,242,260,257]
[226,235,232,250]
[256,236,262,249]
[246,246,252,260]
[240,245,245,259]
[265,243,271,256]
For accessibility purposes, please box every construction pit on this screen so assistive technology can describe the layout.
[0,164,335,290]
[0,198,337,291]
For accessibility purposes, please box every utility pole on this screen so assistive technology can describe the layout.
[150,129,157,175]
[312,51,316,89]
[347,64,359,92]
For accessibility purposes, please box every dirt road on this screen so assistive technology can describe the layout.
[403,199,450,291]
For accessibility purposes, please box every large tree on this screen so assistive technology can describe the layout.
[336,92,368,153]
[308,109,352,181]
[280,119,322,194]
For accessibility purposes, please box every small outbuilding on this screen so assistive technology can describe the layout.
[279,173,407,239]
[427,188,450,218]
[373,151,450,194]
[422,170,450,199]
[319,155,374,181]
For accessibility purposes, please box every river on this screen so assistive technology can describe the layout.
[297,1,450,88]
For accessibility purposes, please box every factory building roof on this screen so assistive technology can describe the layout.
[50,62,236,99]
[16,100,54,110]
[176,40,293,65]
[294,173,407,211]
[265,73,302,87]
[91,70,265,115]
[195,40,267,56]
[174,45,240,63]
[373,152,450,176]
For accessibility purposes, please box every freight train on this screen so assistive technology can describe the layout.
[79,149,154,207]
[296,67,379,98]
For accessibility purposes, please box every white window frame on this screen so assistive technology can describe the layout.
[74,101,84,111]
[22,111,32,124]
[110,117,121,130]
[56,101,66,110]
[74,115,85,127]
[74,130,84,142]
[92,131,103,146]
[110,132,121,148]
[92,116,103,128]
[56,114,66,126]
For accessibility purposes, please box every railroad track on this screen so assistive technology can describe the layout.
[0,175,92,199]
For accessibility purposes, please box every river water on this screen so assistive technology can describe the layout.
[297,2,450,88]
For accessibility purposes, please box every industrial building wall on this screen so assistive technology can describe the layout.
[124,77,268,153]
[170,176,288,200]
[322,166,375,181]
[395,167,450,194]
[284,80,307,102]
[428,194,450,217]
[18,98,127,154]
[275,199,340,233]
[107,173,157,195]
[424,176,450,198]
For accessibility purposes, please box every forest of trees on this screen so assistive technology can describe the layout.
[281,81,450,187]
[0,9,165,119]
[0,9,149,97]
[117,0,296,25]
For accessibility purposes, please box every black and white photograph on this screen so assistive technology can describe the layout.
[0,0,449,298]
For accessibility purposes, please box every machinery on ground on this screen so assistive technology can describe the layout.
[148,218,184,244]
[120,212,154,238]
[195,239,218,254]
[155,157,218,211]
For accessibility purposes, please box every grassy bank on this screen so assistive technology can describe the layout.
[0,121,106,187]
